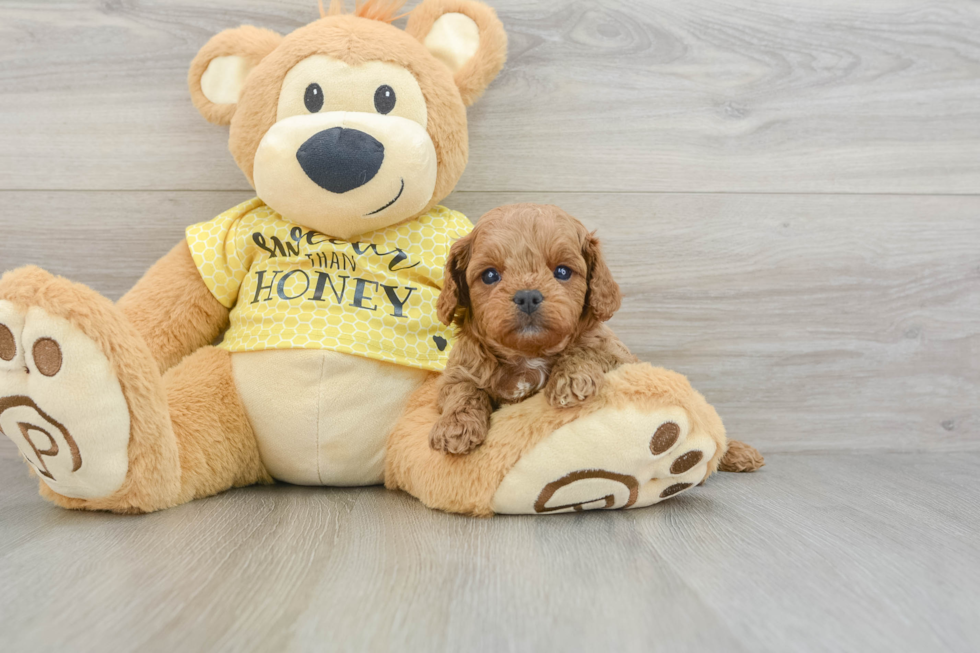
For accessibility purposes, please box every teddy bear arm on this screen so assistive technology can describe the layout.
[117,239,230,374]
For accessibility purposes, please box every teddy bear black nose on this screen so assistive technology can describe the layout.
[296,127,385,194]
[513,289,544,315]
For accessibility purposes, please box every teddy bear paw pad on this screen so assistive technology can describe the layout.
[0,301,130,499]
[491,406,717,514]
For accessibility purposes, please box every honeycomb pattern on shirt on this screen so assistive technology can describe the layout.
[185,198,472,372]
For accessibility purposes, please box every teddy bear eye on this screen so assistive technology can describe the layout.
[374,85,396,115]
[481,268,501,285]
[305,83,324,113]
[554,265,572,281]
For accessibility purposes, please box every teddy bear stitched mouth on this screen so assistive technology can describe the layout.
[365,178,405,216]
[296,127,384,193]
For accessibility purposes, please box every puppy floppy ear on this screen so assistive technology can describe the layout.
[437,233,473,325]
[406,0,507,106]
[188,26,282,125]
[583,233,622,322]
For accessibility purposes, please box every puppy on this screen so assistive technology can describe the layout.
[429,203,637,454]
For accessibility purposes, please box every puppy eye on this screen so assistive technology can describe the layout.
[305,83,324,113]
[481,268,501,285]
[374,85,396,115]
[554,265,572,281]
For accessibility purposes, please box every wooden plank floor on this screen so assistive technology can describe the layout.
[2,443,979,653]
[1,0,979,651]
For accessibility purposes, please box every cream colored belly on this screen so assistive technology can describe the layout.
[231,349,430,486]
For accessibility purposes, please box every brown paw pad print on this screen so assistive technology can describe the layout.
[0,324,15,361]
[650,422,680,455]
[670,450,703,475]
[660,482,693,499]
[0,396,80,481]
[32,338,62,376]
[534,469,640,513]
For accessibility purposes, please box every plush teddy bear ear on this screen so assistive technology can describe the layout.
[406,0,507,106]
[188,26,283,125]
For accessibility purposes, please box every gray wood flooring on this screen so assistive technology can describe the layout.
[1,0,978,651]
[2,444,978,653]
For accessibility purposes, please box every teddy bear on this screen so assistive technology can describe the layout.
[0,0,762,516]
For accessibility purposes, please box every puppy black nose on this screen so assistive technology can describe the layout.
[513,289,544,314]
[297,127,385,193]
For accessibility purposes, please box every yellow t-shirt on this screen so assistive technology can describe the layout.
[185,198,472,372]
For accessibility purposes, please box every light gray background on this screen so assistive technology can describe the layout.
[1,1,978,651]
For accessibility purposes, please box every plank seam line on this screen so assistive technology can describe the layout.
[3,189,980,198]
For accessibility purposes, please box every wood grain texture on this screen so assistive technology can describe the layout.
[2,190,977,453]
[1,0,979,193]
[448,191,980,454]
[1,447,978,653]
[1,2,979,652]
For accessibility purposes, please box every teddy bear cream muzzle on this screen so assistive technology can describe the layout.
[253,111,438,240]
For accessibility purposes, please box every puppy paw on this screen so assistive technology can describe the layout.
[545,367,604,408]
[429,409,489,455]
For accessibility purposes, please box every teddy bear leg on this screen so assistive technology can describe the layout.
[0,266,267,513]
[161,346,272,505]
[386,363,749,516]
[385,374,503,516]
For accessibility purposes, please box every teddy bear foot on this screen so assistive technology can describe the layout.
[386,363,732,517]
[0,267,182,511]
[491,405,717,514]
[0,296,132,500]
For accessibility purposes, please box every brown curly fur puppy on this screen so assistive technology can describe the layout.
[430,203,638,454]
